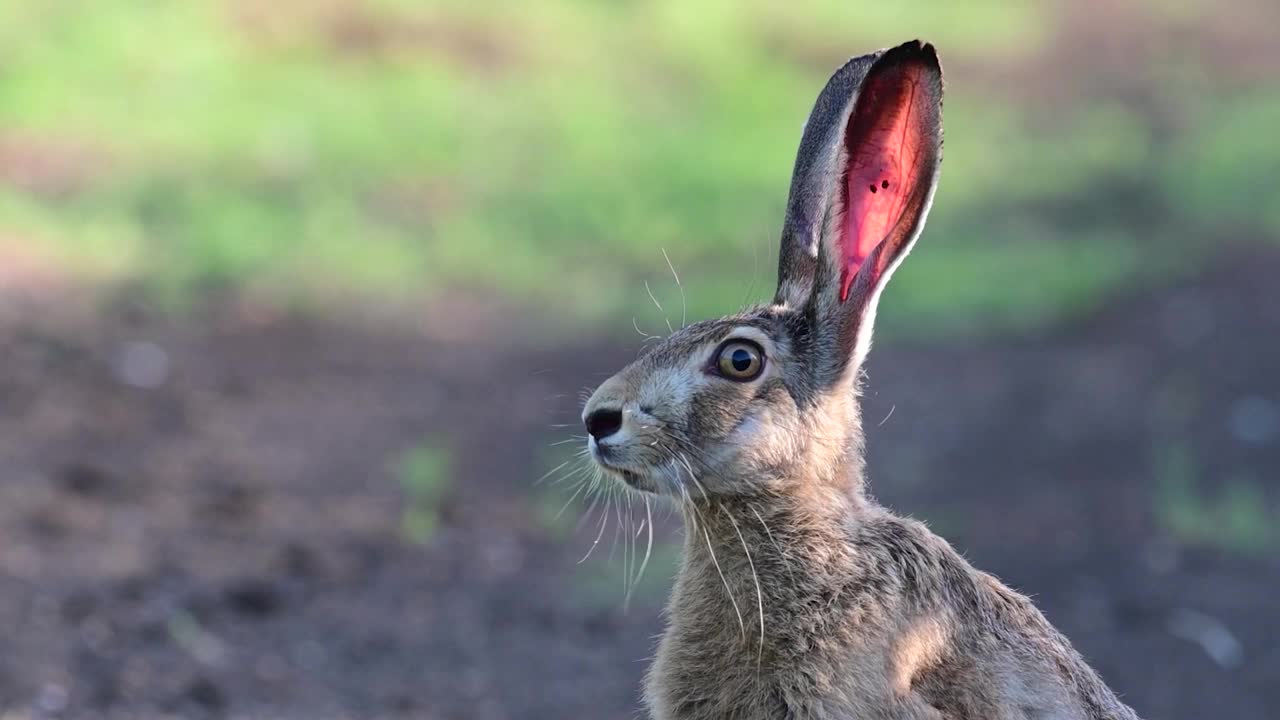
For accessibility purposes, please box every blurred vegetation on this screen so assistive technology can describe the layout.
[393,440,451,543]
[0,0,1277,337]
[1152,443,1277,555]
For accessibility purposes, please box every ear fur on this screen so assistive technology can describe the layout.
[775,40,943,380]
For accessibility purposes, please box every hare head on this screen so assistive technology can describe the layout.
[583,40,943,500]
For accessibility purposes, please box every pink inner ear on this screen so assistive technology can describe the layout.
[838,66,929,302]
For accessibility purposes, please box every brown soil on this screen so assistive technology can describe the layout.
[0,250,1277,719]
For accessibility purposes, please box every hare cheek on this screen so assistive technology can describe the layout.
[725,406,795,470]
[636,368,695,420]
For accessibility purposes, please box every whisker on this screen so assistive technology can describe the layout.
[750,503,796,587]
[726,508,766,669]
[625,500,653,609]
[676,453,745,641]
[632,317,660,341]
[644,280,674,335]
[639,495,654,593]
[551,463,593,487]
[608,488,625,564]
[579,475,612,564]
[553,477,591,520]
[700,512,745,641]
[536,459,574,485]
[741,231,762,308]
[575,483,603,532]
[660,247,687,330]
[623,492,638,609]
[678,484,697,533]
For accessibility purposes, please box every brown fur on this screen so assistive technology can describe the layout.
[581,41,1141,720]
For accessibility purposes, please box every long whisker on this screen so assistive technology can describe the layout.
[726,508,766,669]
[676,452,745,641]
[750,502,796,587]
[699,513,745,641]
[553,476,591,520]
[660,247,687,330]
[678,483,697,534]
[644,280,674,335]
[608,486,625,564]
[551,463,593,487]
[741,231,762,308]
[579,477,612,564]
[575,480,604,532]
[624,511,648,608]
[536,459,574,484]
[621,491,634,605]
[632,316,661,342]
[631,495,654,606]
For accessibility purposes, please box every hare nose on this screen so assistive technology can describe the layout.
[585,407,624,440]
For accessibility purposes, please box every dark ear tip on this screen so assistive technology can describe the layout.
[883,39,941,73]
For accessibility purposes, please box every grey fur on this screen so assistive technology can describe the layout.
[582,40,1141,720]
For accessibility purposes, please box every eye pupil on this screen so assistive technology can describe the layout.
[715,341,763,381]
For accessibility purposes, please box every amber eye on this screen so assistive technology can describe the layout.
[714,340,765,381]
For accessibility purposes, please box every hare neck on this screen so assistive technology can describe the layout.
[675,391,870,584]
[664,394,872,660]
[678,488,864,590]
[670,486,869,655]
[794,385,869,497]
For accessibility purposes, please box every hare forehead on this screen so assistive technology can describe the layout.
[637,320,788,382]
[648,315,791,367]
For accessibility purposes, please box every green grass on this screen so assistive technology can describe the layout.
[1152,443,1277,555]
[0,1,1276,336]
[392,440,452,544]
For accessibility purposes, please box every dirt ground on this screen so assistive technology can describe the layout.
[0,250,1277,720]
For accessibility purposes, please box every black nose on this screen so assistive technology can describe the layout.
[585,407,624,440]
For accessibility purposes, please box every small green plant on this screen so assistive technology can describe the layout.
[1152,443,1276,555]
[393,440,451,544]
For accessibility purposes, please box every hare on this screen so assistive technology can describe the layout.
[580,41,1142,720]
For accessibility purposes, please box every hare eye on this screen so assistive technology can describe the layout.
[714,340,765,381]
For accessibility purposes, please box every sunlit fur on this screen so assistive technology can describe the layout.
[579,40,1140,720]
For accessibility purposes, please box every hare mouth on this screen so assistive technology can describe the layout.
[589,447,654,490]
[613,468,647,488]
[598,462,653,491]
[595,457,645,486]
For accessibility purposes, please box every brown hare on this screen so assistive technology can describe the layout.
[580,40,1142,720]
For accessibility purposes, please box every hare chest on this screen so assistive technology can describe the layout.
[644,615,1087,720]
[644,621,954,720]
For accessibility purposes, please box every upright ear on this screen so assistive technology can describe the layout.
[774,40,943,380]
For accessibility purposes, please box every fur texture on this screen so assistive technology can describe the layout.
[581,40,1141,720]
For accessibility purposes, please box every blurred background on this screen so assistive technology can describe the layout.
[0,1,1277,718]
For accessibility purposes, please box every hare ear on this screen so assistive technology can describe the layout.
[775,40,943,378]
